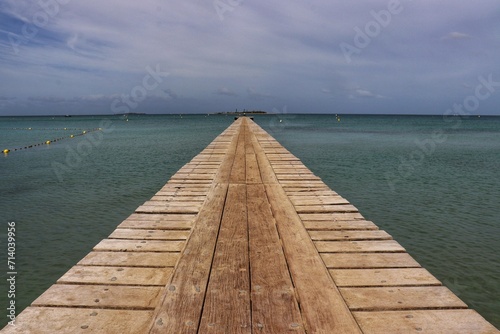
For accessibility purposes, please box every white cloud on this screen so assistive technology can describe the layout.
[215,87,238,97]
[442,32,471,40]
[355,89,385,99]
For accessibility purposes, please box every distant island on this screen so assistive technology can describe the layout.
[114,112,146,116]
[213,110,267,115]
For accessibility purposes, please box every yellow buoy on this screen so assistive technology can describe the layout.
[3,149,10,154]
[83,131,86,134]
[70,134,74,138]
[46,140,51,145]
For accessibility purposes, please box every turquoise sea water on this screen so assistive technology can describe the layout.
[0,114,499,329]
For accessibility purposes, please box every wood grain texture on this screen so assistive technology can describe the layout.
[32,284,163,309]
[340,286,468,311]
[247,184,305,333]
[199,184,251,333]
[263,183,361,333]
[78,251,179,267]
[0,307,154,334]
[354,309,500,334]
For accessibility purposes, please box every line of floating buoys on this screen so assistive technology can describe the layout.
[3,128,102,155]
[9,127,90,131]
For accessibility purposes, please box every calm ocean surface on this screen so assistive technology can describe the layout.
[0,114,499,328]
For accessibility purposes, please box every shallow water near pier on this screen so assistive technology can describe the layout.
[0,114,499,329]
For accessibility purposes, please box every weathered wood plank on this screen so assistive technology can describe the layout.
[140,201,203,208]
[199,184,251,333]
[109,229,190,240]
[94,239,184,252]
[0,307,153,334]
[354,309,500,334]
[303,220,378,231]
[315,240,405,253]
[78,251,179,267]
[340,286,468,311]
[32,284,163,309]
[135,205,199,214]
[247,184,305,333]
[299,213,365,221]
[150,195,206,202]
[118,220,193,230]
[148,184,230,332]
[58,266,172,286]
[263,184,361,333]
[123,213,196,221]
[229,126,247,184]
[321,253,421,269]
[289,196,350,205]
[330,268,441,287]
[251,134,278,184]
[295,204,358,213]
[309,230,392,241]
[246,152,261,184]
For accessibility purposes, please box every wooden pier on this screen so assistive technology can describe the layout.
[2,117,498,333]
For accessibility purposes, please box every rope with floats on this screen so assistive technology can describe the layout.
[3,128,102,155]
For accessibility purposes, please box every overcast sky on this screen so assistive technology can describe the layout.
[1,0,499,116]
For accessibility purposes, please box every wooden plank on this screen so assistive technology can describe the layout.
[246,152,261,184]
[229,125,247,184]
[286,190,339,196]
[118,220,193,230]
[78,251,179,267]
[170,174,215,180]
[353,309,500,334]
[135,205,199,214]
[315,240,405,253]
[289,196,350,205]
[295,204,358,213]
[340,286,468,311]
[32,284,163,309]
[123,213,196,221]
[321,253,421,269]
[263,183,362,333]
[199,184,251,333]
[299,213,365,221]
[0,307,153,334]
[156,190,208,197]
[148,184,230,332]
[330,268,441,287]
[140,201,203,208]
[251,133,278,184]
[150,195,206,202]
[109,229,190,240]
[309,230,392,241]
[247,184,305,333]
[277,174,321,180]
[303,220,378,231]
[58,266,172,286]
[94,239,184,252]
